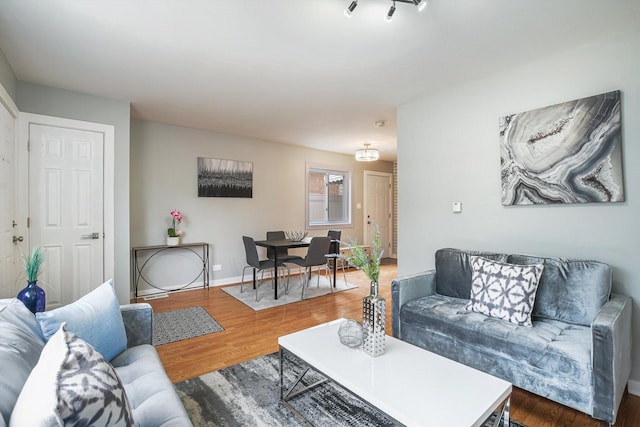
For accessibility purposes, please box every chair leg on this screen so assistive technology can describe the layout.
[285,264,291,294]
[301,267,310,301]
[240,265,253,293]
[325,265,334,293]
[255,270,267,302]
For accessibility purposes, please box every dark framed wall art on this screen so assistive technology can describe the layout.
[198,157,253,198]
[500,90,624,205]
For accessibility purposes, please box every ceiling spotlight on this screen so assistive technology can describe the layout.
[344,0,358,18]
[344,0,425,20]
[385,3,396,22]
[355,144,380,162]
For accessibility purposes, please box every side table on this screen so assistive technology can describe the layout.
[131,242,210,300]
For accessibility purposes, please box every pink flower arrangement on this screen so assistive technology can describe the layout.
[168,210,184,237]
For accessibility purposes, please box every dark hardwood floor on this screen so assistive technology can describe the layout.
[138,265,639,426]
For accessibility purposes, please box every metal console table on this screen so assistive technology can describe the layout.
[131,242,210,300]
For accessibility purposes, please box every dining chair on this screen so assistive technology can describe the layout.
[289,236,332,300]
[325,230,347,287]
[241,236,287,302]
[266,231,303,294]
[266,231,303,261]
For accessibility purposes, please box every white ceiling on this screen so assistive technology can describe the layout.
[1,0,638,161]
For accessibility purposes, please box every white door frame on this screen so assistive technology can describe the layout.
[363,170,393,256]
[18,113,115,285]
[0,83,19,296]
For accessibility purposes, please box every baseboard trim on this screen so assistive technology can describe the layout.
[628,379,640,396]
[130,273,264,300]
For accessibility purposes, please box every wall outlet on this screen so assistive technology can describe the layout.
[212,264,222,271]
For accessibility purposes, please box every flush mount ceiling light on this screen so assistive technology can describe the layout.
[355,144,380,162]
[344,0,427,21]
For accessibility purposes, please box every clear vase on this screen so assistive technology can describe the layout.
[362,281,386,357]
[17,280,46,314]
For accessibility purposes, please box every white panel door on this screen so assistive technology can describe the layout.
[29,124,104,307]
[365,172,392,258]
[0,102,16,297]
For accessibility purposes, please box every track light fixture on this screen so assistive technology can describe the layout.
[344,0,427,21]
[385,2,396,22]
[344,0,358,18]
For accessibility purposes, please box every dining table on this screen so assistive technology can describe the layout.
[253,238,339,300]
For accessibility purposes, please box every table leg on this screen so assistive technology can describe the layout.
[132,250,138,301]
[333,257,337,288]
[491,396,510,427]
[279,348,284,401]
[274,250,279,299]
[280,347,328,426]
[203,244,209,289]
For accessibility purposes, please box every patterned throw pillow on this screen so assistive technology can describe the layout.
[465,256,544,327]
[10,323,134,427]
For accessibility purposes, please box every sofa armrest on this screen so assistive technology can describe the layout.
[391,270,437,339]
[591,293,632,424]
[120,303,154,347]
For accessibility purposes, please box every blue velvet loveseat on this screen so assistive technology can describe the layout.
[392,248,632,426]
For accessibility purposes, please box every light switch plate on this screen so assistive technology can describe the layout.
[452,201,462,213]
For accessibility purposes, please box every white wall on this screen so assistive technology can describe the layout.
[16,83,131,305]
[130,119,393,291]
[0,48,16,101]
[398,28,640,382]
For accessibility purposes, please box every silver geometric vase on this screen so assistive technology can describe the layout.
[362,282,386,357]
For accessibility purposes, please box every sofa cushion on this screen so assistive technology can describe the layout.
[508,254,611,326]
[398,294,594,414]
[112,345,192,426]
[401,294,592,384]
[466,256,544,326]
[36,280,127,361]
[0,299,47,427]
[435,248,508,299]
[10,323,133,427]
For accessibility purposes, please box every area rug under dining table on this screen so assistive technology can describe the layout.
[222,274,358,311]
[175,352,526,427]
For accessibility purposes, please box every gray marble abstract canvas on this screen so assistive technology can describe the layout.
[500,90,623,205]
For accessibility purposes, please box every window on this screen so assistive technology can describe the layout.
[306,165,352,228]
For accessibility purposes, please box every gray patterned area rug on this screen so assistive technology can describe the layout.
[175,353,526,427]
[153,306,224,345]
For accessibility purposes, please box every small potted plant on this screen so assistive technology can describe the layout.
[340,225,386,357]
[167,209,184,246]
[340,224,383,288]
[17,246,46,313]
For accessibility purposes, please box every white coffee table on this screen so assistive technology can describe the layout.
[278,319,512,427]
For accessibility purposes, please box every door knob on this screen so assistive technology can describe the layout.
[81,232,100,240]
[12,235,23,244]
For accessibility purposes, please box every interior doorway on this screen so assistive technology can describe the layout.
[19,113,115,308]
[363,170,393,259]
[0,89,18,298]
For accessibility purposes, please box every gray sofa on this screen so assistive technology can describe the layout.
[0,297,192,427]
[392,248,632,425]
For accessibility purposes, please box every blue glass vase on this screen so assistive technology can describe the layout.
[17,280,46,314]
